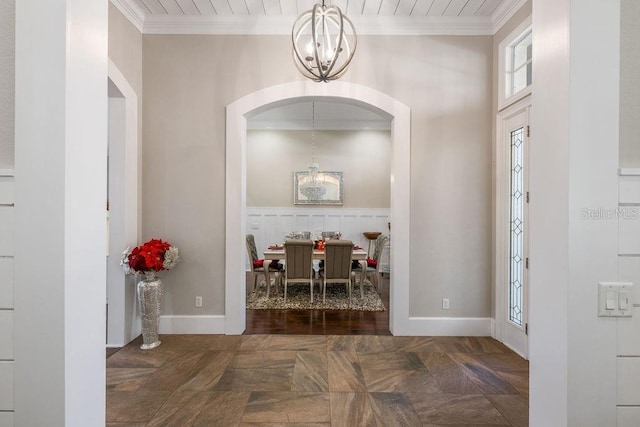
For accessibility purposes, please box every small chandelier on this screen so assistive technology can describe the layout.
[291,1,357,83]
[299,103,326,199]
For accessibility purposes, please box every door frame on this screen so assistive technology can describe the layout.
[225,81,411,335]
[494,95,531,358]
[106,60,141,347]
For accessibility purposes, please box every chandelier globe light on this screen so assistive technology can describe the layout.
[291,1,357,83]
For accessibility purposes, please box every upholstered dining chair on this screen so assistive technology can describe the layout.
[246,234,281,298]
[283,239,315,303]
[353,234,388,294]
[321,240,355,305]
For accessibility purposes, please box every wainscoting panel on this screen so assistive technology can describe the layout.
[0,311,12,360]
[618,308,640,356]
[618,357,640,405]
[618,406,640,427]
[246,207,390,267]
[617,170,640,417]
[619,173,640,205]
[619,214,640,255]
[0,259,13,309]
[0,172,13,422]
[0,361,13,410]
[0,412,13,427]
[0,208,13,257]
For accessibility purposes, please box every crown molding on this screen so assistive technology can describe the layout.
[110,0,145,33]
[492,0,529,34]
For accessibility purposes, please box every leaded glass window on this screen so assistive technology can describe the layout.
[509,127,525,326]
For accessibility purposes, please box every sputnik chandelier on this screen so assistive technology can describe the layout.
[291,1,357,83]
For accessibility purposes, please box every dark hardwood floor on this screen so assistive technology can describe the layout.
[245,274,390,335]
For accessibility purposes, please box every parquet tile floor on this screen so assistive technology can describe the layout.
[106,335,529,426]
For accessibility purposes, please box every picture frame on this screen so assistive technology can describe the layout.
[294,171,343,205]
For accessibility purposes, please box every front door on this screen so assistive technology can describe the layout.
[502,107,529,357]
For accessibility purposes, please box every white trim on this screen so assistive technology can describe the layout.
[109,0,145,32]
[226,81,411,335]
[497,15,532,112]
[620,169,640,176]
[406,317,493,336]
[0,170,14,177]
[107,60,141,347]
[159,315,226,334]
[502,339,527,359]
[492,0,530,34]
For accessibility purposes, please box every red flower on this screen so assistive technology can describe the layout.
[127,239,172,272]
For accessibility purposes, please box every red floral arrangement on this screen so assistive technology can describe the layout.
[121,238,180,275]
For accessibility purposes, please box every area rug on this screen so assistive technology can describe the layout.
[247,279,386,311]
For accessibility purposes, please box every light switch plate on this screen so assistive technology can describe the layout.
[598,282,634,317]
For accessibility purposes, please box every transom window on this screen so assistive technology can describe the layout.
[508,30,532,97]
[498,17,532,110]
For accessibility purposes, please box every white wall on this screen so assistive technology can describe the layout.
[247,130,391,208]
[0,0,14,169]
[13,0,108,425]
[530,0,621,425]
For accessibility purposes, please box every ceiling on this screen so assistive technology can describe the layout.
[112,0,527,35]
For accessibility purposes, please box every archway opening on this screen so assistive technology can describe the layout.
[226,81,411,335]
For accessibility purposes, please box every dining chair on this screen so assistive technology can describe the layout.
[353,234,388,294]
[246,234,281,298]
[283,239,315,303]
[321,240,355,305]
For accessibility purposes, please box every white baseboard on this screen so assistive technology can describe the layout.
[159,315,226,334]
[156,315,491,336]
[405,317,492,336]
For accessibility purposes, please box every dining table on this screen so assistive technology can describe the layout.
[262,245,369,298]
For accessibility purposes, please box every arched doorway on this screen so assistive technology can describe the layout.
[225,81,410,335]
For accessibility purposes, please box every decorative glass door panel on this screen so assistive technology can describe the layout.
[509,127,525,327]
[498,105,529,358]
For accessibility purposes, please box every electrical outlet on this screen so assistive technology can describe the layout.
[442,298,450,310]
[195,296,203,307]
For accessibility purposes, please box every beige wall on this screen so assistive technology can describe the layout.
[620,0,640,167]
[142,33,494,318]
[0,0,14,169]
[108,2,143,187]
[247,130,391,208]
[109,4,142,100]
